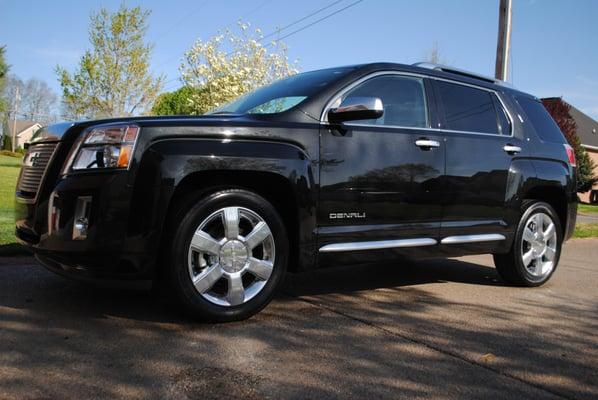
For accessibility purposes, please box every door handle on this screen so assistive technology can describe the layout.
[415,139,440,149]
[503,144,522,154]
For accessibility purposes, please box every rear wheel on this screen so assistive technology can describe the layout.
[493,201,562,286]
[169,189,288,321]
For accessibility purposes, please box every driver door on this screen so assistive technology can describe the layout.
[318,73,445,264]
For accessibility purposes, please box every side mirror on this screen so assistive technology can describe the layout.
[328,96,384,123]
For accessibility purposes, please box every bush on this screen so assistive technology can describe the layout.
[0,149,22,157]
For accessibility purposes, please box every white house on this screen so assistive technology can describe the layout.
[5,120,42,149]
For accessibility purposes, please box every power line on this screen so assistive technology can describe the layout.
[151,0,211,41]
[268,0,363,43]
[157,0,365,92]
[260,0,346,42]
[153,0,273,73]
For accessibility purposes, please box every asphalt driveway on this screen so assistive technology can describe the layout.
[0,239,596,399]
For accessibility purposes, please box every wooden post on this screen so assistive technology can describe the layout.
[11,86,19,152]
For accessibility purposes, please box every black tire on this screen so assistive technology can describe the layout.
[168,188,288,322]
[493,201,562,286]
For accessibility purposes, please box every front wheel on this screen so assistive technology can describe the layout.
[169,189,288,322]
[493,201,562,286]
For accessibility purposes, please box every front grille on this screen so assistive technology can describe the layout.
[16,142,59,202]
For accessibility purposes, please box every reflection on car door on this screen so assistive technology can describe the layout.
[318,74,445,264]
[433,79,527,250]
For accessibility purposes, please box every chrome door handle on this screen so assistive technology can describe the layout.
[415,139,440,149]
[503,144,522,154]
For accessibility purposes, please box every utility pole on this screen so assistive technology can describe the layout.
[11,86,20,153]
[495,0,513,81]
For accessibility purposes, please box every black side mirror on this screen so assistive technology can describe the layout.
[328,96,384,124]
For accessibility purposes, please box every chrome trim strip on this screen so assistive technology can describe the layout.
[319,238,437,253]
[440,234,506,244]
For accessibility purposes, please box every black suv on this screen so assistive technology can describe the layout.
[15,62,577,321]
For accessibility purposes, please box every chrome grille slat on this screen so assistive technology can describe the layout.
[16,143,59,203]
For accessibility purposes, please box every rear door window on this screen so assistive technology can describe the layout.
[436,81,503,134]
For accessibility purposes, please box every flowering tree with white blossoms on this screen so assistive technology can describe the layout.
[180,22,298,114]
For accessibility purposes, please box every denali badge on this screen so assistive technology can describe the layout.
[329,212,366,219]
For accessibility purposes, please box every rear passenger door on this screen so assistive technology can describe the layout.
[432,79,527,249]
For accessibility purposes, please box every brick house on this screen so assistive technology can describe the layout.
[542,98,598,204]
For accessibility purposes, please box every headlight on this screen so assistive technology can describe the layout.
[62,124,139,173]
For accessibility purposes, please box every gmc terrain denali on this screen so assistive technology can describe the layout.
[15,63,577,321]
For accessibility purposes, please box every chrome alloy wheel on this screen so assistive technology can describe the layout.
[187,207,275,307]
[521,212,557,278]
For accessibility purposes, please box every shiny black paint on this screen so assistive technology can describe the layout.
[15,62,577,282]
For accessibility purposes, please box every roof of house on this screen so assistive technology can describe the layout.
[5,120,42,138]
[543,97,598,148]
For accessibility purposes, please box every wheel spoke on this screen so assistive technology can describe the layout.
[545,246,556,261]
[226,273,245,306]
[247,257,273,280]
[522,227,535,243]
[537,213,546,235]
[245,221,271,250]
[191,230,221,255]
[223,207,240,240]
[522,249,534,267]
[543,222,555,240]
[193,264,223,293]
[533,259,544,276]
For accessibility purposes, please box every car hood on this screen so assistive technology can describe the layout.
[29,113,306,144]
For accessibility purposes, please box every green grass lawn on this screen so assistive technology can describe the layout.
[578,203,598,215]
[573,223,598,239]
[0,154,24,254]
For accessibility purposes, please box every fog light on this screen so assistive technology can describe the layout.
[72,196,92,240]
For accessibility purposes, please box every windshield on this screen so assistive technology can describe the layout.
[208,67,354,115]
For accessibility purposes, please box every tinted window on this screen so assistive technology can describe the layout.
[341,75,428,127]
[436,81,500,134]
[516,97,566,143]
[208,67,354,115]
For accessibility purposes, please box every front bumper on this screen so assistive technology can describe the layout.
[15,171,159,281]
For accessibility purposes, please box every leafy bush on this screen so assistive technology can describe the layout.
[0,149,22,158]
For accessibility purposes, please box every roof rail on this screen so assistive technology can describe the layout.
[412,62,511,87]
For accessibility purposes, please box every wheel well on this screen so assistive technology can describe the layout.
[164,170,300,272]
[523,186,568,233]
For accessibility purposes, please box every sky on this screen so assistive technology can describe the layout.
[1,0,597,119]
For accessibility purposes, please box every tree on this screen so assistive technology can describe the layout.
[56,4,162,119]
[542,98,598,193]
[4,75,58,124]
[151,86,206,115]
[424,41,449,65]
[180,22,297,114]
[0,46,8,115]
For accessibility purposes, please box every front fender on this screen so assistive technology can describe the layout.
[127,137,317,273]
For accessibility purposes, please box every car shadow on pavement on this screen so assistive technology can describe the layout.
[0,256,502,324]
[284,257,504,297]
[0,256,596,399]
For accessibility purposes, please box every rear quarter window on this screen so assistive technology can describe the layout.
[516,97,566,143]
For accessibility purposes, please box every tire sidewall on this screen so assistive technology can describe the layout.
[170,190,288,321]
[513,201,562,286]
